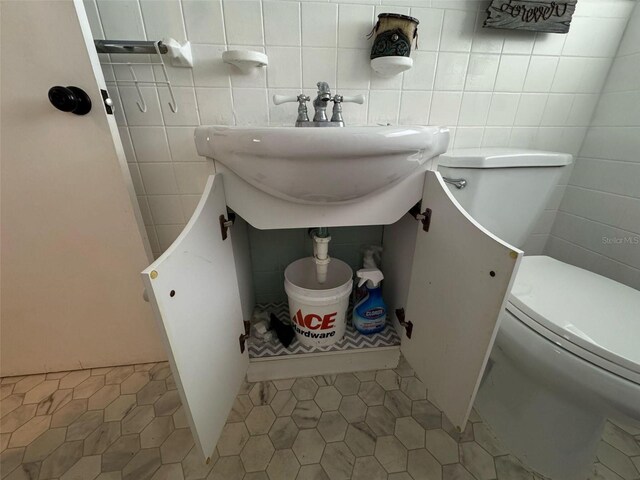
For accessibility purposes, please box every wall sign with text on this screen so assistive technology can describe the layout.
[484,1,577,34]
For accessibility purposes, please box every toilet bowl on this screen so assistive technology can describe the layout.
[476,255,640,480]
[437,148,640,479]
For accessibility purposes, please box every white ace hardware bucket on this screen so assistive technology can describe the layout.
[284,257,353,347]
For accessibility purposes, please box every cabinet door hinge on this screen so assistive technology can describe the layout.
[239,320,250,354]
[219,210,236,241]
[395,308,413,339]
[408,202,432,232]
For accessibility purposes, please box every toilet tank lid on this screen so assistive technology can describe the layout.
[438,148,572,168]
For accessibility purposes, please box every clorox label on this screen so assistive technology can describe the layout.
[364,307,385,319]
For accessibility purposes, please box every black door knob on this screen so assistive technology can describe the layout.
[48,86,92,115]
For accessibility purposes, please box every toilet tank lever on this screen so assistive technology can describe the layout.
[443,177,467,189]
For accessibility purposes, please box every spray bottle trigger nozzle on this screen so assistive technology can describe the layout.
[356,268,384,289]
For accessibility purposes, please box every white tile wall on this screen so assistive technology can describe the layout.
[546,1,640,290]
[85,0,636,258]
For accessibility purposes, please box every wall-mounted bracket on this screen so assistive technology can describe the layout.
[409,202,432,232]
[219,211,236,241]
[238,320,251,354]
[395,308,413,339]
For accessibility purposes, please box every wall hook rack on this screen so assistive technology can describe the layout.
[96,39,188,113]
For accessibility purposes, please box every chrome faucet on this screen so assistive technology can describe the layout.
[312,82,332,123]
[272,81,365,127]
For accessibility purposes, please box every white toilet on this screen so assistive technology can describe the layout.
[438,148,640,480]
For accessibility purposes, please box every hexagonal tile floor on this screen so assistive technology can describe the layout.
[1,358,639,479]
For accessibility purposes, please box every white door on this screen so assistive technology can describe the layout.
[401,170,522,431]
[0,0,164,376]
[142,174,248,462]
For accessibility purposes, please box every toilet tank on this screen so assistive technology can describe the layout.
[437,148,572,248]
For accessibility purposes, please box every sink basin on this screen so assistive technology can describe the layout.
[195,125,449,204]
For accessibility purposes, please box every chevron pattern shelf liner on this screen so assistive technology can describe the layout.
[248,302,401,359]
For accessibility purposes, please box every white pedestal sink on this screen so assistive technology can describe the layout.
[195,125,449,229]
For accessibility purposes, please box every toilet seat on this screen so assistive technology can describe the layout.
[506,256,640,385]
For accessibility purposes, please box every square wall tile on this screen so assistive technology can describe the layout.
[515,93,547,126]
[464,54,500,91]
[192,45,231,88]
[604,54,640,93]
[410,8,444,52]
[562,17,627,58]
[166,127,202,162]
[302,3,338,48]
[303,48,338,89]
[268,88,302,126]
[567,94,600,127]
[195,88,234,125]
[338,4,375,49]
[523,56,559,93]
[97,0,145,39]
[158,87,200,126]
[486,93,520,126]
[367,90,401,125]
[232,88,269,125]
[434,52,469,91]
[147,195,186,224]
[510,127,539,148]
[183,0,225,44]
[494,55,530,92]
[540,94,573,126]
[130,127,172,163]
[440,9,476,52]
[267,47,302,88]
[139,163,179,195]
[402,51,437,91]
[470,13,503,54]
[180,194,202,221]
[552,57,612,94]
[336,49,369,90]
[429,91,463,126]
[224,0,264,46]
[458,92,492,126]
[120,86,164,126]
[173,162,213,195]
[502,30,535,55]
[399,91,432,125]
[264,1,301,47]
[337,89,368,126]
[370,68,404,90]
[454,126,484,148]
[156,224,185,251]
[532,32,566,55]
[482,127,512,147]
[140,0,187,43]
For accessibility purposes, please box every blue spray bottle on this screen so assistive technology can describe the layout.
[352,268,387,335]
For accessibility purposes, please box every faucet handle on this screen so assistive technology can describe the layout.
[273,94,309,105]
[336,94,365,105]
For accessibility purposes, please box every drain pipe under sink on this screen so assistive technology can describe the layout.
[312,227,331,284]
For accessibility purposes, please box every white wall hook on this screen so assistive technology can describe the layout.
[163,37,193,68]
[222,50,268,74]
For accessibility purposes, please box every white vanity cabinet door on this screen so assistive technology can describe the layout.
[142,174,247,461]
[401,170,522,431]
